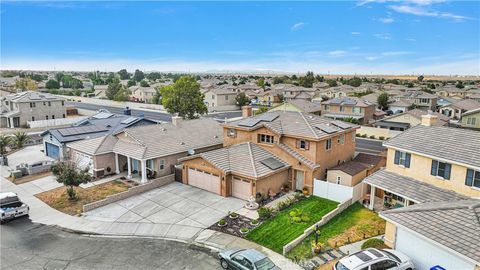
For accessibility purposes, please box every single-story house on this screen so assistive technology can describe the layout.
[373,109,449,131]
[269,99,322,115]
[439,99,480,120]
[460,107,480,130]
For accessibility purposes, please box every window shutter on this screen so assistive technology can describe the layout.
[305,141,310,150]
[465,169,474,186]
[405,153,411,168]
[444,164,451,180]
[431,160,438,176]
[394,151,400,165]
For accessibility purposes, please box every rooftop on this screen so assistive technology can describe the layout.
[3,91,65,102]
[322,97,374,107]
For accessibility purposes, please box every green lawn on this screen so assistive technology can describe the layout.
[246,196,338,253]
[286,203,385,260]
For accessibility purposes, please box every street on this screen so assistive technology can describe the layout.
[1,218,221,270]
[67,101,242,122]
[355,138,386,154]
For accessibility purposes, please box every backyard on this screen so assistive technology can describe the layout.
[36,180,130,215]
[246,196,338,253]
[286,203,386,260]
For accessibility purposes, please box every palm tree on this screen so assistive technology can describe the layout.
[0,134,12,155]
[13,132,28,149]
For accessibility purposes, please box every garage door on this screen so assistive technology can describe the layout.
[45,142,60,159]
[232,177,251,200]
[188,168,221,195]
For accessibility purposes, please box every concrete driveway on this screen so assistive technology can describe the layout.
[83,182,246,228]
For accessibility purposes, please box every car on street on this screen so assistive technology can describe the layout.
[218,248,279,270]
[0,192,29,223]
[334,248,415,270]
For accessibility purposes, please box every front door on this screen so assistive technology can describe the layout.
[295,170,304,191]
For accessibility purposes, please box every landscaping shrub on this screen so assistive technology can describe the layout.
[292,217,302,223]
[361,238,388,250]
[356,133,361,137]
[251,219,259,225]
[240,227,249,233]
[369,135,375,139]
[379,136,385,140]
[218,219,226,226]
[361,134,367,138]
[301,215,310,222]
[258,206,273,220]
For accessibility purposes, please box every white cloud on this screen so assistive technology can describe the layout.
[328,50,347,57]
[389,5,469,21]
[406,38,417,42]
[351,32,361,35]
[291,22,305,31]
[377,17,395,23]
[373,33,392,40]
[366,56,380,61]
[381,51,411,56]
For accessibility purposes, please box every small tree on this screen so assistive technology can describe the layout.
[342,117,360,125]
[417,75,424,82]
[0,134,12,155]
[140,80,150,87]
[377,92,389,111]
[13,132,28,149]
[51,162,91,200]
[235,92,250,107]
[160,76,208,119]
[46,79,60,89]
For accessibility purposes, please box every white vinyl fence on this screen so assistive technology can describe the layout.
[313,179,365,203]
[27,116,87,128]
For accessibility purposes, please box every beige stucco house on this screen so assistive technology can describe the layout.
[460,108,480,130]
[321,97,376,124]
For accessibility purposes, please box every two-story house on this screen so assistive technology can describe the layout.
[180,109,358,199]
[321,97,376,124]
[393,91,437,111]
[0,91,66,128]
[460,108,480,130]
[129,86,157,103]
[438,99,480,120]
[202,88,238,108]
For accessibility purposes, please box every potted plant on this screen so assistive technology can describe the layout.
[240,227,249,235]
[229,212,239,219]
[311,241,324,254]
[250,219,259,226]
[302,187,309,196]
[218,219,227,227]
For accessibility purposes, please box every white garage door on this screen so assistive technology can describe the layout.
[396,227,475,270]
[188,168,221,195]
[232,177,251,200]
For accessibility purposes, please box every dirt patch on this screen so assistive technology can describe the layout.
[36,180,130,216]
[327,220,385,248]
[9,171,53,185]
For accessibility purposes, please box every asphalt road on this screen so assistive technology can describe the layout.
[67,102,242,122]
[355,138,386,154]
[1,218,221,270]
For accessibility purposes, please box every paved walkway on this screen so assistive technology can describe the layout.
[0,176,301,270]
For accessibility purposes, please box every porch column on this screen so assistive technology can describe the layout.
[127,157,132,179]
[369,186,376,210]
[141,160,147,184]
[404,199,410,207]
[114,153,120,174]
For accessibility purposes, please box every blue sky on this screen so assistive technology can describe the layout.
[1,1,479,75]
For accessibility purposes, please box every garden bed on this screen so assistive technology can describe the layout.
[209,213,260,238]
[246,196,338,254]
[36,180,131,215]
[8,171,52,184]
[286,203,386,260]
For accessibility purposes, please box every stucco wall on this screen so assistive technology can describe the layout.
[13,100,67,127]
[255,169,289,196]
[461,111,480,129]
[94,153,116,175]
[315,130,356,179]
[327,170,366,187]
[384,221,396,248]
[182,156,227,196]
[357,126,402,139]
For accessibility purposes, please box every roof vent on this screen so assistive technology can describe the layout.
[181,142,185,145]
[214,135,218,138]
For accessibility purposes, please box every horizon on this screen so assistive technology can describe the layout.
[1,1,479,75]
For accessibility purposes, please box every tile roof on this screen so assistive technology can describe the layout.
[322,97,374,107]
[286,100,322,113]
[363,169,468,203]
[383,125,480,168]
[225,111,358,140]
[329,161,369,176]
[3,91,64,102]
[448,99,480,111]
[68,135,118,155]
[187,142,290,179]
[353,153,384,167]
[381,199,480,264]
[463,107,480,116]
[277,143,319,169]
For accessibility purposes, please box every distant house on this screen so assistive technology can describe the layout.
[438,99,480,120]
[41,111,157,160]
[388,100,413,114]
[460,108,480,130]
[129,86,157,103]
[202,88,238,108]
[0,91,66,128]
[269,100,322,115]
[321,97,376,124]
[393,91,437,111]
[257,90,282,106]
[373,109,449,131]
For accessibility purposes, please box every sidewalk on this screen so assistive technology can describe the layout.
[0,176,301,270]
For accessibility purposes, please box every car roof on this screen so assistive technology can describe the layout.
[338,248,387,269]
[0,192,18,200]
[237,249,267,262]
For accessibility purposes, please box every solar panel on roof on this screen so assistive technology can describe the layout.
[238,118,261,127]
[257,113,279,122]
[93,112,114,119]
[58,125,108,137]
[121,117,138,125]
[331,120,352,129]
[260,157,284,170]
[343,99,357,105]
[314,124,340,134]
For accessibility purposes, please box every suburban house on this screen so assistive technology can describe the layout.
[321,97,376,124]
[326,153,385,187]
[438,99,480,120]
[393,91,437,111]
[435,85,469,98]
[66,117,223,181]
[381,200,480,270]
[319,85,356,99]
[269,100,322,115]
[460,108,480,130]
[373,109,449,131]
[202,88,238,108]
[257,90,283,106]
[129,86,157,103]
[42,111,157,159]
[0,91,67,128]
[388,100,413,114]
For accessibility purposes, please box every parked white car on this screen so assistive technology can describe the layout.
[0,192,29,223]
[334,248,415,270]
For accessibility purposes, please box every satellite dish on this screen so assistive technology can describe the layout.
[187,149,195,156]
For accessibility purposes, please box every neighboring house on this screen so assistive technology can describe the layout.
[321,97,376,124]
[381,200,480,270]
[218,110,359,195]
[439,99,480,119]
[93,85,108,98]
[388,100,413,114]
[436,96,456,107]
[0,91,67,128]
[257,90,282,107]
[269,100,322,115]
[42,111,157,160]
[393,91,437,111]
[435,86,469,98]
[67,117,223,181]
[460,108,480,130]
[320,85,356,99]
[276,85,316,101]
[202,88,238,107]
[373,109,449,131]
[326,153,385,187]
[129,86,157,103]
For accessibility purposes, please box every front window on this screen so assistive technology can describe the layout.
[159,160,165,170]
[61,101,65,106]
[255,258,275,270]
[394,150,411,168]
[48,101,51,106]
[225,95,228,100]
[420,98,429,104]
[227,128,237,138]
[466,169,480,188]
[337,134,344,145]
[326,138,332,150]
[258,134,274,144]
[353,107,361,114]
[431,160,451,180]
[324,105,330,111]
[297,139,309,150]
[211,95,215,99]
[339,106,345,112]
[466,117,476,126]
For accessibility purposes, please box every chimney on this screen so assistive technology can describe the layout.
[421,110,438,126]
[242,105,253,118]
[171,116,182,127]
[124,106,131,116]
